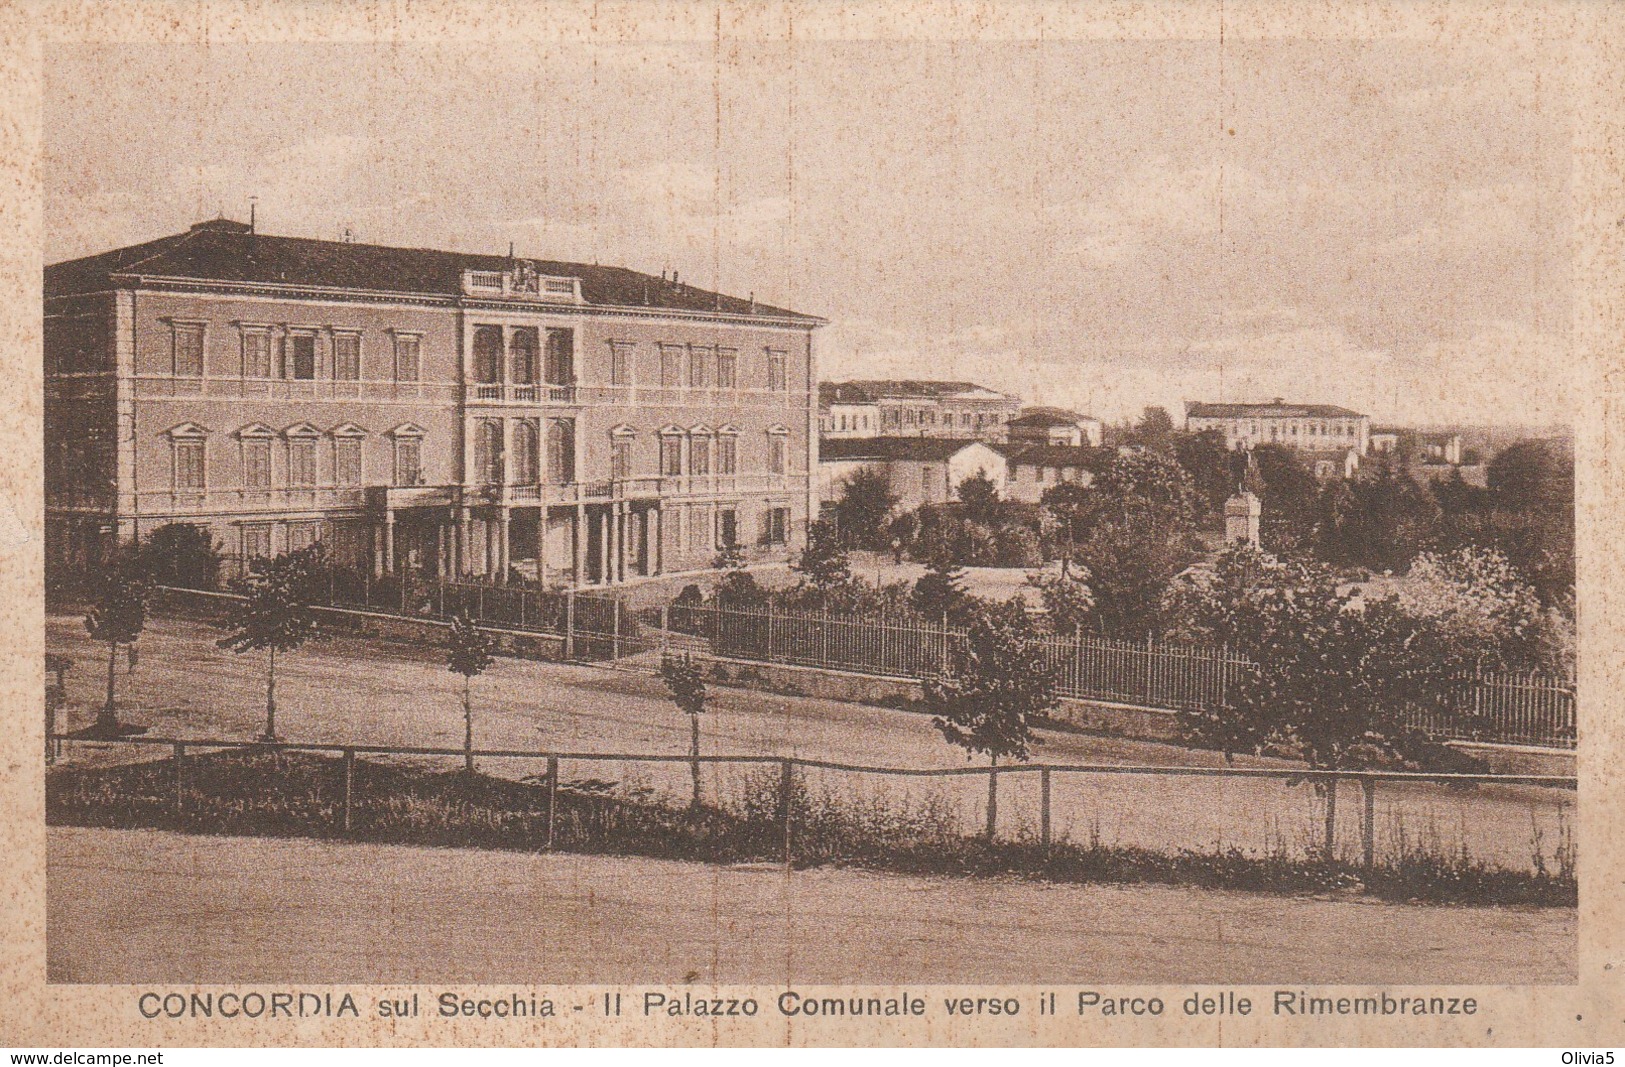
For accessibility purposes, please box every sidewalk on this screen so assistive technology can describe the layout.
[47,827,1575,985]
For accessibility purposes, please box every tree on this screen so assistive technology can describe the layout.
[446,613,496,774]
[1092,447,1201,533]
[1028,565,1095,635]
[1074,520,1200,637]
[1317,465,1440,572]
[1129,406,1177,452]
[1039,481,1094,572]
[1391,546,1568,674]
[659,652,709,810]
[216,543,328,742]
[1250,444,1320,554]
[1174,428,1237,523]
[1176,557,1469,856]
[913,552,976,625]
[796,516,852,591]
[925,600,1059,839]
[141,523,223,590]
[955,470,1003,528]
[1488,439,1574,512]
[831,467,899,550]
[82,550,151,737]
[712,541,766,608]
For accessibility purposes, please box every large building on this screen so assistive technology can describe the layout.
[817,380,1021,441]
[1185,399,1370,478]
[818,437,1007,512]
[1006,406,1103,448]
[45,219,823,587]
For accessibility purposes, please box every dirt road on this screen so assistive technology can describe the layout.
[47,827,1575,985]
[46,615,1573,868]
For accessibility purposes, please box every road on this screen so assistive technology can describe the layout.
[46,615,1573,868]
[47,827,1576,985]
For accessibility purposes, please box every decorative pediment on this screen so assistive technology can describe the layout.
[165,422,211,439]
[387,422,427,439]
[688,423,714,436]
[715,424,740,435]
[234,422,275,440]
[609,424,638,437]
[657,424,685,436]
[330,422,369,438]
[765,424,791,435]
[283,422,322,439]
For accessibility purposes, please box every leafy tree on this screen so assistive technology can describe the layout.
[1174,428,1238,523]
[141,523,223,590]
[446,613,496,774]
[659,652,709,809]
[1176,557,1471,855]
[1074,520,1201,637]
[1092,448,1201,533]
[925,600,1059,839]
[1250,444,1320,554]
[216,543,329,742]
[1488,439,1574,512]
[913,552,976,625]
[796,516,852,590]
[955,470,1003,528]
[1028,565,1095,635]
[1317,466,1440,572]
[82,550,152,736]
[1039,481,1095,572]
[713,541,766,608]
[1129,405,1177,452]
[1391,546,1568,674]
[831,467,899,550]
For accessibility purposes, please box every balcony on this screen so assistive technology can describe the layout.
[134,486,371,515]
[461,267,584,304]
[474,472,804,507]
[467,382,578,405]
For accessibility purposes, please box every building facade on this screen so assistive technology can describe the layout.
[1185,400,1371,463]
[818,437,1007,512]
[818,380,1020,441]
[45,220,823,587]
[1006,407,1103,448]
[997,444,1097,503]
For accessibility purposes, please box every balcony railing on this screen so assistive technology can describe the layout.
[133,486,371,514]
[479,472,806,506]
[468,382,578,405]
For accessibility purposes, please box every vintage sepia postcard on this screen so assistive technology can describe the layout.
[2,0,1622,1051]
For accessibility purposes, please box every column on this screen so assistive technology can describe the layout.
[537,508,551,588]
[435,521,447,578]
[597,507,611,585]
[651,508,662,575]
[497,506,511,584]
[458,506,473,579]
[372,524,385,578]
[383,509,396,575]
[609,502,623,584]
[578,500,591,587]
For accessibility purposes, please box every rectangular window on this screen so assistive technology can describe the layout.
[660,435,683,476]
[687,506,708,551]
[394,335,421,382]
[767,507,789,545]
[717,508,737,549]
[611,437,633,480]
[333,333,361,381]
[288,335,316,380]
[288,439,318,487]
[610,342,634,388]
[394,438,422,487]
[770,436,788,475]
[174,439,205,490]
[716,348,737,389]
[717,435,737,475]
[660,345,683,387]
[688,346,712,389]
[767,348,787,391]
[287,521,322,553]
[335,438,363,486]
[173,324,205,378]
[690,435,711,476]
[241,524,272,562]
[544,329,574,385]
[242,331,272,378]
[244,439,272,489]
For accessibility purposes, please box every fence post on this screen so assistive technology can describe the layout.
[545,755,560,850]
[1040,767,1052,849]
[1361,777,1376,869]
[766,603,776,661]
[478,585,486,623]
[612,599,622,660]
[520,588,527,629]
[401,575,409,614]
[343,748,356,832]
[660,604,669,633]
[564,592,576,659]
[173,742,185,816]
[780,758,795,868]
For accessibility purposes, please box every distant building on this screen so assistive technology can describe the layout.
[1418,432,1463,467]
[997,444,1097,504]
[818,380,1021,441]
[1007,407,1103,448]
[1370,428,1402,455]
[1185,399,1371,477]
[818,436,1007,512]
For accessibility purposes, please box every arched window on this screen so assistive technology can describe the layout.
[512,420,539,484]
[473,326,504,384]
[476,419,504,484]
[510,327,538,385]
[547,418,576,484]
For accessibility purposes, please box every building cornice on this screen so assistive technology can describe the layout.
[103,273,825,331]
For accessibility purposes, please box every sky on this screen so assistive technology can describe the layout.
[43,37,1573,428]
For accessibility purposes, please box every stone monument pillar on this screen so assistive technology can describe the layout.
[1224,490,1261,547]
